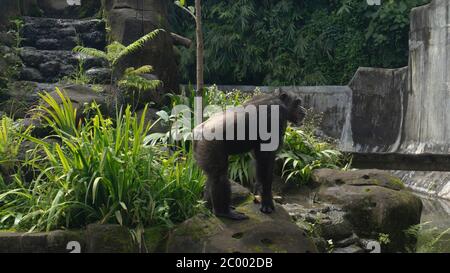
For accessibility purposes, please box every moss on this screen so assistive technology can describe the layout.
[143,227,168,253]
[252,246,264,253]
[388,177,405,190]
[175,214,223,241]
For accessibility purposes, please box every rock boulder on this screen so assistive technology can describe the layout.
[312,169,422,252]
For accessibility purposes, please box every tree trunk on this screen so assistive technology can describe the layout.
[195,0,204,96]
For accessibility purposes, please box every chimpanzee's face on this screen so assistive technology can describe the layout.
[279,91,306,126]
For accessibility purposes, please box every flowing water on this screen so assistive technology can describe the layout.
[414,193,450,253]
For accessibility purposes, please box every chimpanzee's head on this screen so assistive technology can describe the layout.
[277,89,306,126]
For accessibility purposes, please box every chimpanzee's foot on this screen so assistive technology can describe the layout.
[215,209,249,220]
[260,199,275,214]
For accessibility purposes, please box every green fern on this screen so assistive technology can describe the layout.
[113,29,164,66]
[72,30,164,105]
[73,29,163,76]
[73,46,108,60]
[124,65,154,76]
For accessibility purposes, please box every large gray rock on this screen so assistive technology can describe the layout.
[102,0,180,93]
[0,225,134,253]
[311,169,423,252]
[45,84,109,112]
[85,68,111,84]
[85,224,137,253]
[0,81,40,118]
[167,201,317,253]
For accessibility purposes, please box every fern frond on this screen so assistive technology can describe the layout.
[118,74,161,92]
[125,65,154,75]
[73,46,108,60]
[113,29,164,66]
[106,42,127,63]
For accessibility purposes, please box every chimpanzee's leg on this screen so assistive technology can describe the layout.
[209,173,249,220]
[255,150,276,213]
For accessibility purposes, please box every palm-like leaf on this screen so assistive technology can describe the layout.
[118,74,161,92]
[73,46,108,60]
[125,65,154,76]
[113,29,164,66]
[105,42,127,64]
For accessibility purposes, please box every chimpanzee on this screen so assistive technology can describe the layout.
[193,89,306,220]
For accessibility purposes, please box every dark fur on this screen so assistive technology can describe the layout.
[194,90,305,220]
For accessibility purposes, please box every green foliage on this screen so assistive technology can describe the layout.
[73,29,163,88]
[61,59,91,85]
[228,153,255,186]
[278,126,344,185]
[0,116,30,174]
[163,87,346,185]
[37,88,80,137]
[171,0,430,85]
[378,233,391,245]
[9,18,24,49]
[405,222,450,253]
[118,66,162,100]
[0,91,205,232]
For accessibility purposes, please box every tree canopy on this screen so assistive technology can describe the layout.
[171,0,430,86]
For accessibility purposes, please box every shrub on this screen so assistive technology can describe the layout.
[0,116,30,176]
[0,91,205,232]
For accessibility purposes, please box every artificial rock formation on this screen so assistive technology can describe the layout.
[341,0,450,155]
[401,0,450,154]
[311,169,423,252]
[167,182,318,253]
[102,0,180,93]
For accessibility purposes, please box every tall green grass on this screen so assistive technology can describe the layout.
[0,90,205,232]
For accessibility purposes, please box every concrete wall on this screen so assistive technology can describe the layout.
[401,0,450,154]
[340,67,407,152]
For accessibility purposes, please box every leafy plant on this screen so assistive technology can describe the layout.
[36,88,80,137]
[9,18,24,49]
[405,222,450,253]
[61,58,90,85]
[0,91,205,232]
[378,233,391,245]
[278,126,344,184]
[73,30,163,102]
[228,153,255,186]
[0,116,30,175]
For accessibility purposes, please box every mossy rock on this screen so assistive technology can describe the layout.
[142,227,168,253]
[312,168,422,252]
[166,202,317,253]
[86,224,137,253]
